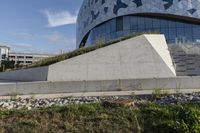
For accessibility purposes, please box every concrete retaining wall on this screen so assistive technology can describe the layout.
[47,34,176,81]
[0,76,200,96]
[0,34,176,82]
[0,66,49,82]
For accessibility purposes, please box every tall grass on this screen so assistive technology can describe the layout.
[1,102,200,133]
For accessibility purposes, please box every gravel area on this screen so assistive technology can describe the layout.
[1,92,200,110]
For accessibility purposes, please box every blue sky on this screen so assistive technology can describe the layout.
[0,0,82,54]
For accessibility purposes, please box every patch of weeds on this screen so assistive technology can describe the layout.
[8,92,19,101]
[152,88,162,100]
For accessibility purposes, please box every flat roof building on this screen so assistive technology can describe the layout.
[9,53,53,66]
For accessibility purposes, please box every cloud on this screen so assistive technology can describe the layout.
[43,32,75,45]
[8,43,37,53]
[43,10,77,27]
[11,32,33,39]
[8,43,56,54]
[8,43,33,49]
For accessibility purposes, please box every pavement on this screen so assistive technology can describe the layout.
[0,89,200,100]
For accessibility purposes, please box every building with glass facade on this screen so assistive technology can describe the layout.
[77,0,200,48]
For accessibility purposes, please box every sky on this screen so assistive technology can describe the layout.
[0,0,83,54]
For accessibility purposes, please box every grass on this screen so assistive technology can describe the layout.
[0,102,200,133]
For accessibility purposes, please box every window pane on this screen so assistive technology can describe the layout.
[138,17,145,30]
[153,18,160,28]
[123,16,130,30]
[145,17,153,30]
[169,28,176,39]
[168,21,176,28]
[105,21,111,34]
[110,19,116,32]
[160,19,168,28]
[130,16,138,30]
[116,17,123,31]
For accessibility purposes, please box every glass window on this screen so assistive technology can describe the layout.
[169,28,176,39]
[110,19,116,32]
[193,25,200,38]
[160,19,168,28]
[84,15,200,46]
[138,17,145,30]
[105,21,111,34]
[130,16,138,30]
[123,16,130,30]
[116,17,123,31]
[184,23,192,28]
[153,18,160,28]
[177,28,185,37]
[168,21,176,28]
[117,31,124,38]
[145,17,153,30]
[99,24,106,34]
[185,28,193,42]
[176,21,184,28]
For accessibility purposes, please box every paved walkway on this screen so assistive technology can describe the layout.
[0,89,200,100]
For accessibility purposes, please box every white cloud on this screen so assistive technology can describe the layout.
[8,43,34,53]
[43,10,77,27]
[9,43,33,49]
[43,32,75,45]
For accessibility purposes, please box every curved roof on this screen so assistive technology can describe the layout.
[76,0,200,47]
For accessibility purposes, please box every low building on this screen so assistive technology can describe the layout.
[0,45,54,67]
[9,53,53,66]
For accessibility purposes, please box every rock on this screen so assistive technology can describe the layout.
[2,102,9,108]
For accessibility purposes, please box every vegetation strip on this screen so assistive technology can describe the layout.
[0,102,200,133]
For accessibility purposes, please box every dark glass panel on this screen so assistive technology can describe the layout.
[193,25,200,39]
[144,17,153,30]
[84,15,200,47]
[130,16,138,30]
[123,16,130,30]
[138,16,145,30]
[105,21,111,34]
[116,17,123,31]
[176,21,184,28]
[110,19,116,32]
[185,28,193,42]
[160,19,168,28]
[184,22,192,28]
[168,21,176,28]
[177,28,185,37]
[152,18,160,28]
[169,28,176,40]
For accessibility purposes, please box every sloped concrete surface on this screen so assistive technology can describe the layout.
[48,34,176,81]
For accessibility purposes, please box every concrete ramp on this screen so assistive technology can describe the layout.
[47,34,176,81]
[0,34,176,82]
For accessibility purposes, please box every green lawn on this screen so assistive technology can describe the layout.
[0,102,200,133]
